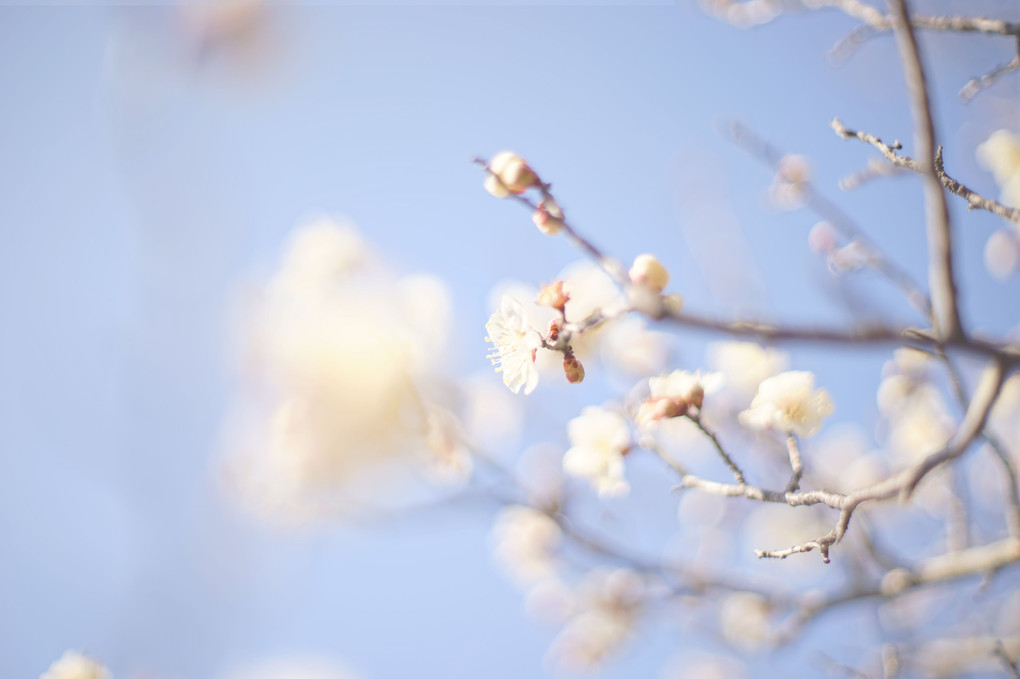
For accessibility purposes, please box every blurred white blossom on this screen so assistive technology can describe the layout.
[628,253,670,293]
[977,129,1020,207]
[563,407,632,498]
[40,652,109,679]
[984,228,1020,280]
[484,150,539,197]
[719,592,773,651]
[768,154,811,209]
[546,569,645,673]
[739,370,833,436]
[707,341,788,401]
[491,505,563,587]
[226,217,456,518]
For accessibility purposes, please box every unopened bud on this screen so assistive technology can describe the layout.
[628,254,670,293]
[687,384,705,410]
[538,280,569,311]
[563,353,585,384]
[778,154,811,184]
[546,318,563,342]
[808,221,837,254]
[532,199,564,236]
[636,397,687,426]
[485,151,538,196]
[484,174,511,198]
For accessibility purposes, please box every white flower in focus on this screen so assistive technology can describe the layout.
[740,370,833,437]
[977,129,1020,206]
[563,407,632,498]
[491,505,562,586]
[41,651,109,679]
[486,296,541,395]
[708,341,788,399]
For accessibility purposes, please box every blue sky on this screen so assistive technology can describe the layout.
[1,2,1018,678]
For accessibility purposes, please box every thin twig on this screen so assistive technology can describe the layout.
[688,414,747,485]
[994,639,1020,679]
[785,434,805,493]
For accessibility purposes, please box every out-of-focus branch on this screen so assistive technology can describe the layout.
[832,118,1020,225]
[728,121,932,319]
[889,0,962,342]
[899,359,1005,497]
[995,639,1020,679]
[938,351,1020,538]
[785,434,804,493]
[808,0,1020,36]
[960,44,1020,101]
[777,540,1020,640]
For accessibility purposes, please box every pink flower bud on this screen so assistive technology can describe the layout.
[538,280,569,311]
[563,353,585,384]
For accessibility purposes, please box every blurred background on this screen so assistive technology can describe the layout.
[1,1,1018,677]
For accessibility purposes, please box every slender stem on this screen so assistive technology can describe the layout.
[889,0,963,341]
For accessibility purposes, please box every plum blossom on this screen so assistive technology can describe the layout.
[739,370,833,436]
[977,129,1020,207]
[225,218,456,520]
[628,253,670,293]
[546,569,645,672]
[486,296,541,395]
[491,505,562,586]
[484,150,539,197]
[707,341,788,400]
[40,652,109,679]
[637,369,724,425]
[563,407,632,498]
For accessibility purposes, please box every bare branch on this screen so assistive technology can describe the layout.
[900,358,1006,498]
[687,414,747,485]
[889,0,963,341]
[960,44,1020,101]
[785,434,805,493]
[832,118,1020,225]
[995,639,1020,679]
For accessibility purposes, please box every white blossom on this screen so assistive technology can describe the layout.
[484,150,538,197]
[719,592,772,651]
[707,341,788,398]
[490,505,562,586]
[546,569,644,672]
[977,129,1020,207]
[739,370,833,437]
[485,296,541,395]
[225,218,456,520]
[563,407,632,498]
[40,652,109,679]
[628,253,670,293]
